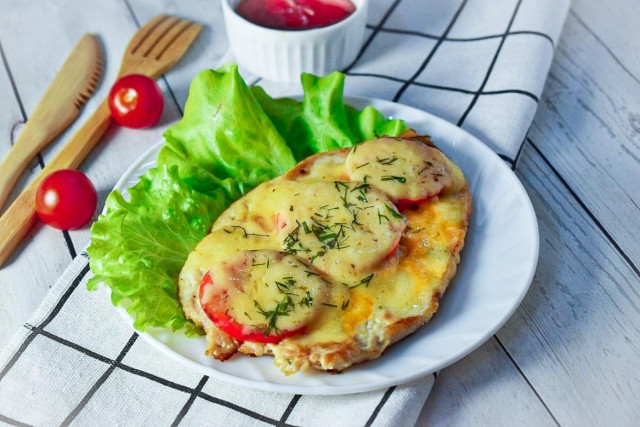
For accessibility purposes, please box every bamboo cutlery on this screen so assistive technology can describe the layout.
[0,15,202,266]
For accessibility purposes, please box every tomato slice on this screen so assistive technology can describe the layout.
[199,272,304,343]
[198,250,327,344]
[385,235,402,259]
[275,212,288,231]
[394,188,446,212]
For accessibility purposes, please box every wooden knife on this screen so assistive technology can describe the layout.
[0,34,103,212]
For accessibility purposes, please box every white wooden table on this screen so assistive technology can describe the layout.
[1,0,639,425]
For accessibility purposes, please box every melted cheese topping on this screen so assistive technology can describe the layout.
[213,179,406,281]
[345,137,453,201]
[179,137,470,374]
[201,250,327,334]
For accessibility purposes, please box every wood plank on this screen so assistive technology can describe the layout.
[418,338,556,425]
[0,0,184,347]
[0,0,184,252]
[0,57,74,349]
[126,0,233,108]
[421,139,640,425]
[497,143,640,425]
[528,12,640,268]
[571,0,640,81]
[0,19,81,349]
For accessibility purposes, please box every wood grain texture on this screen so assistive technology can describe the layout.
[420,0,640,424]
[126,0,236,107]
[420,338,556,426]
[0,26,79,350]
[572,0,640,80]
[0,101,112,267]
[0,33,102,213]
[498,144,640,425]
[0,13,201,266]
[0,0,180,345]
[0,0,639,425]
[0,0,187,256]
[528,12,640,268]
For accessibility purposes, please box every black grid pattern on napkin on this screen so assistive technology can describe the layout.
[339,0,557,168]
[0,0,560,425]
[0,257,410,426]
[0,260,299,427]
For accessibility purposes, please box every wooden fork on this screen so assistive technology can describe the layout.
[0,15,203,266]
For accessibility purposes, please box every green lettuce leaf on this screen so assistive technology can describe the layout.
[347,105,409,142]
[161,64,297,195]
[252,72,408,160]
[88,166,232,335]
[88,64,409,335]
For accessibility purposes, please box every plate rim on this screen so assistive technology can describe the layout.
[107,96,539,395]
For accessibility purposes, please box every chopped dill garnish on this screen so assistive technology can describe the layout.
[310,250,325,263]
[254,296,294,336]
[300,220,312,234]
[341,300,350,310]
[381,175,407,183]
[223,225,269,239]
[334,181,350,192]
[351,183,370,193]
[322,302,338,308]
[361,273,374,287]
[418,160,434,175]
[385,204,404,219]
[377,209,389,224]
[376,155,398,165]
[275,277,297,295]
[299,291,314,308]
[356,162,370,169]
[350,273,374,289]
[283,222,310,255]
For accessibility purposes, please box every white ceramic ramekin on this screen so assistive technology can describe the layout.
[222,0,368,83]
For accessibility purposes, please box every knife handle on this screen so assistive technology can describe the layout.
[0,100,112,267]
[0,111,77,213]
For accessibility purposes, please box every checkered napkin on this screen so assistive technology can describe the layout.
[0,0,569,425]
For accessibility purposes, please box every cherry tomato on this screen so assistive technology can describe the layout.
[199,272,305,344]
[35,169,97,230]
[108,74,163,128]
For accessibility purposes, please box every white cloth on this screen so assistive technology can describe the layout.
[0,0,569,425]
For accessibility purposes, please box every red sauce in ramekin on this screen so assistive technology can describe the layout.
[236,0,356,30]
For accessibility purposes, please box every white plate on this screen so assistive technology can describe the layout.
[110,97,539,395]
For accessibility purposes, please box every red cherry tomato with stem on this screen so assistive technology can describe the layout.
[108,74,163,128]
[35,169,97,230]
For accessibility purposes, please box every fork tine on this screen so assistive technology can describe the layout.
[145,22,203,79]
[136,16,181,56]
[148,19,192,59]
[157,23,203,62]
[127,14,169,54]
